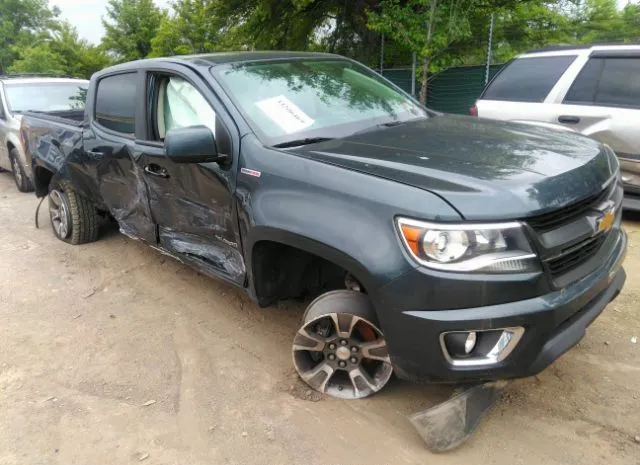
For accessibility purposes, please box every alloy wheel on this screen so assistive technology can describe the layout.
[292,312,393,399]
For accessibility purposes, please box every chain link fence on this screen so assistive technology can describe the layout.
[367,29,503,115]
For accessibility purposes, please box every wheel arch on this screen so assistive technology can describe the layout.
[246,226,379,307]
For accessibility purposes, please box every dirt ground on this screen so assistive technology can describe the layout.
[0,172,639,465]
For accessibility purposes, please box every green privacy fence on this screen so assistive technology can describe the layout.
[382,64,504,114]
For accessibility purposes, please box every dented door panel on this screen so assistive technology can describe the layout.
[138,143,245,285]
[80,126,156,243]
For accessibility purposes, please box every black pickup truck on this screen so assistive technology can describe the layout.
[21,52,627,400]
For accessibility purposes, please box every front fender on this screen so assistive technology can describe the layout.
[236,136,462,307]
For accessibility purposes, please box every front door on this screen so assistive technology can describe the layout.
[136,70,245,285]
[555,54,640,195]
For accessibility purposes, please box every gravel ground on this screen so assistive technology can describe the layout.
[1,172,639,465]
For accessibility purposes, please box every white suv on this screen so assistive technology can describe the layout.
[473,44,640,211]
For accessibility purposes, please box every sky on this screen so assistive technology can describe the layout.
[51,0,635,45]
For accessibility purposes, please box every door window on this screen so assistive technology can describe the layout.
[564,57,640,109]
[95,72,137,135]
[482,55,577,103]
[563,58,603,104]
[595,58,640,109]
[154,75,216,140]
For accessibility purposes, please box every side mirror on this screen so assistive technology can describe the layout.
[164,125,228,164]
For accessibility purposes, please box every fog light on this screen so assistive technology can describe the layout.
[464,331,477,354]
[440,327,525,367]
[443,331,477,357]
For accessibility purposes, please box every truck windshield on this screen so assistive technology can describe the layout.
[213,59,427,145]
[4,82,88,113]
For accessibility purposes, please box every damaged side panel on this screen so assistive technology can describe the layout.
[139,142,245,285]
[159,227,245,283]
[72,129,157,243]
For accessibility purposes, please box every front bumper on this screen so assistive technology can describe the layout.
[378,229,627,383]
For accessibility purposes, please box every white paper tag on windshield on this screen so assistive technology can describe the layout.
[256,95,315,134]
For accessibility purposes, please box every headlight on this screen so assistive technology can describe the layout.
[397,217,539,273]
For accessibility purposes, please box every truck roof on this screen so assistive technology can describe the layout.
[98,51,344,75]
[520,43,640,58]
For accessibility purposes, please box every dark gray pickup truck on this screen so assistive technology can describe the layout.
[21,52,627,400]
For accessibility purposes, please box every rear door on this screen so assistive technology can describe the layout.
[82,70,156,242]
[135,65,245,286]
[476,54,578,122]
[554,53,640,197]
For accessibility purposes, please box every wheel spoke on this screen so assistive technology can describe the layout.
[292,328,326,352]
[49,192,61,208]
[360,339,390,363]
[330,313,359,338]
[349,366,379,395]
[300,362,335,392]
[51,212,60,222]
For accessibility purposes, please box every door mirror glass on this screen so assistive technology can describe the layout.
[164,125,226,164]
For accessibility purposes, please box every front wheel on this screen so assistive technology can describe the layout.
[9,148,33,192]
[48,181,100,245]
[292,290,393,399]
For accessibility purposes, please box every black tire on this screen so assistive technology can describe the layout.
[48,181,100,245]
[9,148,34,192]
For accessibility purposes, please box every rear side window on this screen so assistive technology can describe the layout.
[482,56,576,102]
[564,57,640,109]
[564,58,603,104]
[595,58,640,109]
[95,73,137,135]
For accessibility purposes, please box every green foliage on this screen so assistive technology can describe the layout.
[621,3,640,42]
[8,22,113,79]
[49,23,113,78]
[8,43,66,76]
[150,0,226,57]
[0,0,60,72]
[102,0,165,61]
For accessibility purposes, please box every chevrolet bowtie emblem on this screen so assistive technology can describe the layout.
[596,208,615,234]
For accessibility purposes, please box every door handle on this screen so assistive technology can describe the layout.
[558,115,581,124]
[144,164,170,178]
[86,150,104,157]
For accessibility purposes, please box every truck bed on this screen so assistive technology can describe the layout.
[21,110,85,196]
[22,109,85,127]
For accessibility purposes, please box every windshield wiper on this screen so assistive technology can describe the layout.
[273,137,334,148]
[351,120,405,136]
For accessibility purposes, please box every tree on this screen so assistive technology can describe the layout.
[102,0,165,61]
[621,2,640,42]
[568,0,624,43]
[368,0,476,103]
[9,22,113,79]
[212,0,383,65]
[49,22,113,78]
[8,43,66,75]
[150,0,225,57]
[0,0,61,72]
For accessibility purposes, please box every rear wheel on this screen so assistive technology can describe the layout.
[9,148,33,192]
[292,290,393,399]
[48,181,99,245]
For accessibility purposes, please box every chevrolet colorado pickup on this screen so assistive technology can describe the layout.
[21,52,627,400]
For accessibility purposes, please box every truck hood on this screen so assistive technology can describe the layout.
[290,115,617,220]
